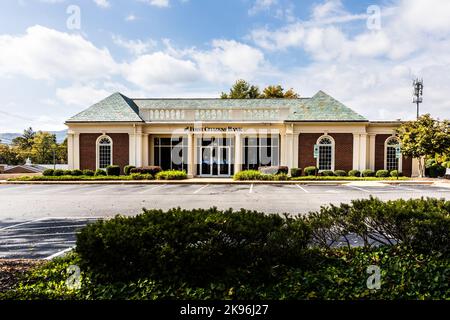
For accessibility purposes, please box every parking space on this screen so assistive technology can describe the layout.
[0,217,98,259]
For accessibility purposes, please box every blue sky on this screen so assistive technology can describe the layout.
[1,0,449,132]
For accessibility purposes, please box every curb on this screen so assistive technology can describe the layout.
[0,180,438,186]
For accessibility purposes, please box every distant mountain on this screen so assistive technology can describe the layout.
[0,129,67,145]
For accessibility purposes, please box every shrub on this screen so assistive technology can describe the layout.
[63,170,72,176]
[130,166,162,176]
[428,164,446,178]
[258,166,288,175]
[155,170,187,180]
[361,169,375,177]
[71,169,83,176]
[124,165,136,176]
[53,169,64,176]
[273,173,289,181]
[106,165,121,176]
[304,166,317,176]
[233,170,262,181]
[95,169,106,176]
[348,170,361,177]
[290,168,302,178]
[76,208,311,284]
[321,170,335,177]
[376,170,390,178]
[42,169,54,176]
[83,169,95,176]
[334,170,347,177]
[131,173,153,180]
[390,170,403,178]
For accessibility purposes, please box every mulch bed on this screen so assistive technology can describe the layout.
[0,259,45,293]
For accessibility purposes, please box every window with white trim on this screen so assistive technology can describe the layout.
[97,136,112,169]
[317,136,334,171]
[385,137,400,171]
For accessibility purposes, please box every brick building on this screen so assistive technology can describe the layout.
[66,91,418,177]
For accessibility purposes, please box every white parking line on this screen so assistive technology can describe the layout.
[249,184,254,194]
[2,224,87,231]
[28,185,75,195]
[0,217,48,232]
[137,184,167,194]
[45,246,75,260]
[0,240,76,248]
[345,185,370,193]
[0,232,77,239]
[193,184,209,194]
[83,185,117,194]
[296,184,309,193]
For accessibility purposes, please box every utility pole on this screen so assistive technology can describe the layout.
[412,78,423,119]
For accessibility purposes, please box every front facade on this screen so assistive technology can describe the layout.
[65,91,418,177]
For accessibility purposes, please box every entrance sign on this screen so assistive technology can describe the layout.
[313,144,319,159]
[395,146,401,159]
[184,127,242,133]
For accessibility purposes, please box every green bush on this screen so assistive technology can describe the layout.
[63,170,72,176]
[71,169,83,176]
[130,166,162,176]
[428,164,446,178]
[124,165,136,176]
[83,169,95,176]
[76,207,311,284]
[95,169,106,176]
[334,170,347,177]
[233,170,262,181]
[106,165,121,176]
[42,169,54,176]
[290,168,302,178]
[348,170,361,177]
[273,173,289,181]
[155,170,187,180]
[304,166,317,176]
[131,173,153,180]
[321,170,335,176]
[53,169,64,176]
[376,170,390,178]
[390,170,403,177]
[361,169,375,177]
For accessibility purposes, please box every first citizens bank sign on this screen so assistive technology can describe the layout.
[184,126,243,133]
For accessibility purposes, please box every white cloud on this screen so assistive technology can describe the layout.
[93,0,110,8]
[125,14,137,21]
[0,25,118,81]
[249,0,277,15]
[56,84,111,107]
[139,0,170,8]
[112,35,157,55]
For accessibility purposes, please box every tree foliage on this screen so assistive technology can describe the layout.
[397,114,450,176]
[221,80,300,99]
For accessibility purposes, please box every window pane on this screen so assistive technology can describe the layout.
[318,145,332,170]
[386,146,399,171]
[99,145,111,169]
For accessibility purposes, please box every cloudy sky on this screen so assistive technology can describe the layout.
[1,0,449,132]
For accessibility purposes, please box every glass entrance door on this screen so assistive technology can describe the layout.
[200,145,230,177]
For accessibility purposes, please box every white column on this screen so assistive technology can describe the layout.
[142,134,149,166]
[286,133,294,169]
[129,133,136,166]
[368,134,376,171]
[358,133,368,171]
[352,133,360,170]
[135,133,143,168]
[67,133,74,169]
[292,133,299,170]
[280,133,287,166]
[234,133,242,174]
[73,133,80,170]
[188,133,195,178]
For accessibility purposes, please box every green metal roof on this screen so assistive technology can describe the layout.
[287,91,367,122]
[66,92,144,123]
[66,91,367,123]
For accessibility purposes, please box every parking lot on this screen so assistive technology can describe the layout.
[0,182,449,259]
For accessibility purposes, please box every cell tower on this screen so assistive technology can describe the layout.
[412,78,424,119]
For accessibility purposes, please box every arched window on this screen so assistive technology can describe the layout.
[96,135,113,169]
[385,136,401,171]
[317,135,335,171]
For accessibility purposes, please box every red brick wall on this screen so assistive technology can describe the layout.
[375,134,412,177]
[79,133,129,174]
[298,133,353,172]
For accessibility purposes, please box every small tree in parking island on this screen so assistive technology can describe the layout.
[397,114,450,177]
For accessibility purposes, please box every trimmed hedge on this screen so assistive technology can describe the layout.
[124,165,136,176]
[83,169,95,176]
[304,166,317,176]
[233,170,289,181]
[376,170,390,178]
[106,165,120,176]
[390,170,403,178]
[362,169,375,177]
[131,173,153,180]
[94,169,106,176]
[130,166,162,176]
[348,170,361,177]
[43,169,54,176]
[321,170,334,177]
[334,170,347,177]
[155,170,187,180]
[72,169,83,176]
[258,166,289,175]
[290,168,302,178]
[53,169,64,176]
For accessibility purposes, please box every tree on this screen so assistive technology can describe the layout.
[262,85,285,98]
[30,131,57,164]
[221,80,261,99]
[284,88,300,99]
[12,127,35,160]
[0,144,24,165]
[57,138,68,164]
[397,114,450,177]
